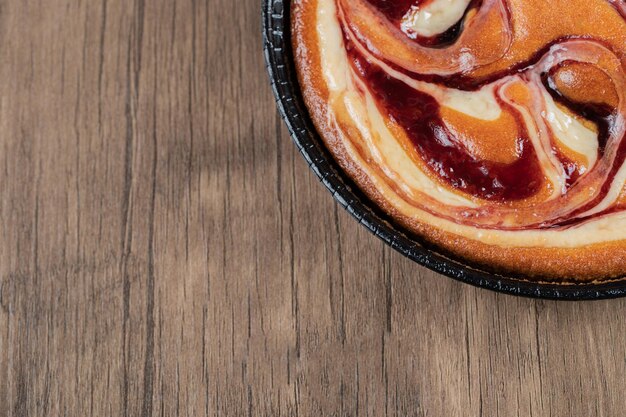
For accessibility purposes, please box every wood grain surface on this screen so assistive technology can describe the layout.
[1,0,626,415]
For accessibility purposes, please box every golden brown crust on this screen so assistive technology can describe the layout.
[291,0,626,282]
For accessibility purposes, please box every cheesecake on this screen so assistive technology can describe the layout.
[292,0,626,280]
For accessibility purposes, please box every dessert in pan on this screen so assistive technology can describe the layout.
[292,0,626,281]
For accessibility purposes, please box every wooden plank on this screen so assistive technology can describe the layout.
[0,0,625,415]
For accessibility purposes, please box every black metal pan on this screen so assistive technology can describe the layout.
[262,0,626,300]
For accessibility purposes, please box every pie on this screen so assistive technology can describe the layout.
[291,0,626,281]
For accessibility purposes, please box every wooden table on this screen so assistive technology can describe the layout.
[1,0,625,415]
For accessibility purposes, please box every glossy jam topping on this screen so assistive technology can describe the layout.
[365,0,429,21]
[349,49,543,201]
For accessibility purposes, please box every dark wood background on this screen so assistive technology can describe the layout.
[1,0,626,415]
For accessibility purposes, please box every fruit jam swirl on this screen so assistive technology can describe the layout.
[308,0,626,249]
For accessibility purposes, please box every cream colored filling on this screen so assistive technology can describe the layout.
[400,0,473,38]
[316,0,626,248]
[542,90,599,168]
